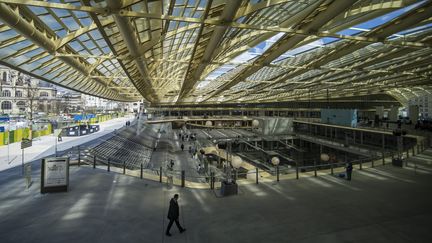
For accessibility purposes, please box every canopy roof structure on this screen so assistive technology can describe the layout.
[0,0,431,105]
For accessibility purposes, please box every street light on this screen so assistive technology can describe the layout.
[231,155,242,182]
[271,157,280,182]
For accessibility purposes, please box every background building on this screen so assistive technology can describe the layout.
[1,65,128,116]
[82,94,120,113]
[0,65,57,115]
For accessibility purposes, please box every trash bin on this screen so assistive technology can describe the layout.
[221,181,238,196]
[392,158,403,167]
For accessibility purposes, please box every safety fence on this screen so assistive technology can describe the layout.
[0,124,52,145]
[0,113,127,146]
[62,143,429,190]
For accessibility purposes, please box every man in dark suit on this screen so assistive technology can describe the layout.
[166,194,186,236]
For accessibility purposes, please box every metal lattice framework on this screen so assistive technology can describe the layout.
[0,0,431,105]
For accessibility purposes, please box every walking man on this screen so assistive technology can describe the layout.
[166,194,186,236]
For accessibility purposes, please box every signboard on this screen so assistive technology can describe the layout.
[21,139,32,149]
[41,157,69,193]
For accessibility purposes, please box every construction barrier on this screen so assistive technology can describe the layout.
[0,124,52,146]
[0,112,125,146]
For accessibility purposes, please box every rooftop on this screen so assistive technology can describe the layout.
[0,0,431,105]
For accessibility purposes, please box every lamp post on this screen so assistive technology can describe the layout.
[231,155,243,182]
[321,153,330,173]
[225,141,232,183]
[271,157,280,182]
[252,119,259,129]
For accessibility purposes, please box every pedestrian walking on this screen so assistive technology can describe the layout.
[166,194,186,236]
[181,143,184,151]
[166,164,174,186]
[346,162,353,181]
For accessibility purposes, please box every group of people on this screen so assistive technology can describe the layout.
[125,120,131,126]
[189,145,198,159]
[178,132,196,142]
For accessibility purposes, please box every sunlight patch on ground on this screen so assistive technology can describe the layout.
[319,175,361,191]
[356,170,388,181]
[61,193,94,221]
[305,177,333,188]
[242,184,268,197]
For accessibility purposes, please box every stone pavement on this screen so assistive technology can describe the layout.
[1,149,431,243]
[149,126,207,183]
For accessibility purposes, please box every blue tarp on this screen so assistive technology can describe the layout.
[0,116,10,122]
[73,114,96,121]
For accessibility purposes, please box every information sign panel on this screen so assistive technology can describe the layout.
[21,139,32,149]
[41,157,69,193]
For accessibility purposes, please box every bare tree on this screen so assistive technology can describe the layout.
[25,78,40,140]
[54,98,68,115]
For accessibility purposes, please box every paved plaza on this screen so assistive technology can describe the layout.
[1,149,431,243]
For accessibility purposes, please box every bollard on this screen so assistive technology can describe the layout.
[382,152,385,165]
[123,162,126,174]
[181,170,185,187]
[159,166,162,183]
[406,150,409,158]
[296,166,299,179]
[140,163,143,179]
[371,159,374,167]
[78,145,81,166]
[93,155,96,169]
[359,160,363,170]
[330,162,334,175]
[256,168,259,184]
[107,159,110,172]
[314,160,317,177]
[276,165,279,182]
[210,172,215,189]
[412,147,415,156]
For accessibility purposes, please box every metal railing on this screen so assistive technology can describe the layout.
[60,132,429,190]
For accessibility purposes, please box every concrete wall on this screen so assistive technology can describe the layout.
[375,106,384,119]
[389,106,399,121]
[408,105,419,121]
[257,117,293,135]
